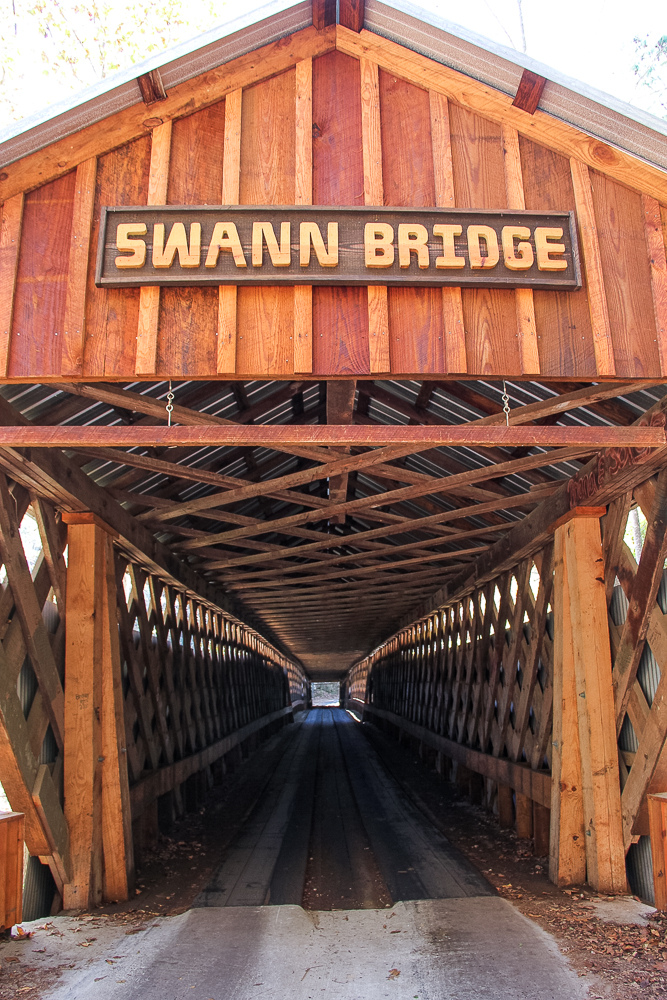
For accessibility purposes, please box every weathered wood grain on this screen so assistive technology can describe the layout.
[158,104,224,376]
[591,171,659,377]
[550,524,586,885]
[335,27,667,204]
[83,138,151,377]
[570,159,615,376]
[361,58,389,373]
[312,50,368,374]
[519,136,595,376]
[237,70,295,375]
[450,105,519,374]
[62,159,97,376]
[502,125,539,374]
[9,173,75,377]
[429,91,466,373]
[0,26,335,205]
[218,88,242,374]
[380,72,443,374]
[0,194,24,376]
[643,194,667,376]
[136,121,171,376]
[294,58,313,373]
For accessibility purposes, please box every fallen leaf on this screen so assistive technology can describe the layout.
[387,968,401,980]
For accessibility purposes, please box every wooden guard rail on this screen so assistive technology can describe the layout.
[347,470,667,895]
[349,701,550,807]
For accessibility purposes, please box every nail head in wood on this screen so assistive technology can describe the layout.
[512,69,547,115]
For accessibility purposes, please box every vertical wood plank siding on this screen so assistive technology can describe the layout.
[294,58,314,374]
[0,193,24,376]
[83,137,151,377]
[237,70,296,376]
[62,158,97,376]
[312,50,368,375]
[380,72,444,375]
[501,125,540,375]
[10,173,75,377]
[2,44,666,379]
[429,91,467,373]
[218,88,241,374]
[136,121,172,375]
[519,137,596,376]
[449,106,521,374]
[158,104,225,376]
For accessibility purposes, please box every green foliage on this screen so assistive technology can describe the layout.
[0,0,221,123]
[633,33,667,118]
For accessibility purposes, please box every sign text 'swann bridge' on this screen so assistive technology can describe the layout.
[96,205,580,289]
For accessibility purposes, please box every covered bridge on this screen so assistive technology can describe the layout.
[0,0,667,924]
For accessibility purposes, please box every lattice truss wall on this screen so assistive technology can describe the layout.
[349,469,667,890]
[0,469,306,893]
[350,549,554,776]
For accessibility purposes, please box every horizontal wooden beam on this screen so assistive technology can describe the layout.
[355,702,551,808]
[397,394,667,629]
[1,425,662,448]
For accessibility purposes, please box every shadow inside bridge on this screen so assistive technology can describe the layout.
[194,708,492,910]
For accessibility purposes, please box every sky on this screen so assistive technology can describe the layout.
[0,0,665,128]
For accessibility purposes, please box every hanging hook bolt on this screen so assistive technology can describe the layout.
[166,381,174,427]
[502,381,511,427]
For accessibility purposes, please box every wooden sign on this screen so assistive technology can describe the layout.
[96,206,580,290]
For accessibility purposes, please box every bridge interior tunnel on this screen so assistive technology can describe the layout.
[1,376,666,922]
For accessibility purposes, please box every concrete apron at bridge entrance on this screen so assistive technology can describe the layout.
[41,898,587,1000]
[37,710,589,1000]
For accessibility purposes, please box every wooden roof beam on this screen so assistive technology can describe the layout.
[396,393,667,629]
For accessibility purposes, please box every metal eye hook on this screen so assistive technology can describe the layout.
[502,381,511,427]
[166,381,174,427]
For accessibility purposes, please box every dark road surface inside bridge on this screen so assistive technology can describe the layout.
[43,709,590,1000]
[195,708,491,909]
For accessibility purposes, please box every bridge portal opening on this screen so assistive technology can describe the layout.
[310,682,340,706]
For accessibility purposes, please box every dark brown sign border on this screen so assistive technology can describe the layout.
[96,205,581,290]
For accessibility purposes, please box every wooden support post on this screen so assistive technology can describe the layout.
[533,802,551,857]
[649,793,667,910]
[497,783,514,828]
[0,812,24,930]
[550,520,586,885]
[62,513,133,909]
[552,513,627,893]
[515,792,534,839]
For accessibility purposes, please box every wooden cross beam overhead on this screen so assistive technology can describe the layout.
[0,425,663,448]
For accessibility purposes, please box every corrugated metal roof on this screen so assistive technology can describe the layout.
[1,377,664,677]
